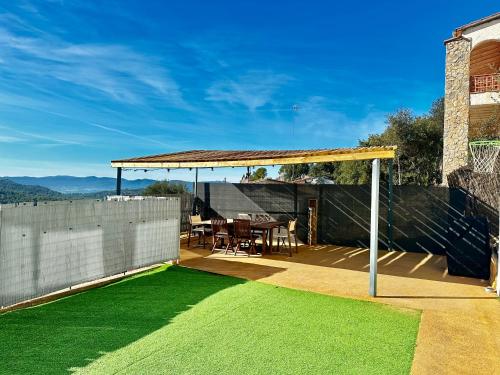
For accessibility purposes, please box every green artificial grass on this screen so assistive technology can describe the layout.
[0,266,420,375]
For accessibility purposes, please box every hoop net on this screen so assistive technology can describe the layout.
[469,140,500,173]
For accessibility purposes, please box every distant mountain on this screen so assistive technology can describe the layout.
[0,178,147,204]
[4,176,194,193]
[0,178,65,203]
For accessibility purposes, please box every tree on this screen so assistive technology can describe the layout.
[309,162,336,180]
[279,164,310,181]
[250,167,267,181]
[143,181,187,196]
[334,98,444,186]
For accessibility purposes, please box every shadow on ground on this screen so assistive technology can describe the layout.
[270,244,487,286]
[183,242,487,287]
[0,266,245,374]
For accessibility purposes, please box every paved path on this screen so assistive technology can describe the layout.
[181,243,499,375]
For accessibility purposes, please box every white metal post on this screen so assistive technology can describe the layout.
[369,158,380,297]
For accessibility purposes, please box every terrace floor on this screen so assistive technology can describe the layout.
[180,241,500,375]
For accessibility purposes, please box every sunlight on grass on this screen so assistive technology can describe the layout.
[0,265,420,375]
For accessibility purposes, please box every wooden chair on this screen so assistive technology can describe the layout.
[233,219,257,256]
[254,213,272,223]
[211,218,233,254]
[253,214,272,241]
[276,218,298,256]
[187,215,211,248]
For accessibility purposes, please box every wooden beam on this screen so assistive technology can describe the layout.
[111,149,396,169]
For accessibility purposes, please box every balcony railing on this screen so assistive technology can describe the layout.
[470,73,500,93]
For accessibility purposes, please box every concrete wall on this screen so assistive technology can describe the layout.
[0,198,180,308]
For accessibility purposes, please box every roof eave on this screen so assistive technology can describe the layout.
[453,12,500,37]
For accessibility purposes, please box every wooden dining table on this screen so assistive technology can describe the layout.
[198,219,285,255]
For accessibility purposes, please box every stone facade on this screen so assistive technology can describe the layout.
[442,37,471,183]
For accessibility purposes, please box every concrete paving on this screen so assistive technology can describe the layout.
[180,242,499,375]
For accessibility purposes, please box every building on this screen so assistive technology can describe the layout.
[442,12,500,181]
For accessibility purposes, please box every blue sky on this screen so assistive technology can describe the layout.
[0,1,497,182]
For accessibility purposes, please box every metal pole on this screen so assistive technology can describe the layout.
[293,184,298,219]
[387,159,394,251]
[369,159,380,297]
[116,167,122,195]
[192,167,198,215]
[194,168,198,198]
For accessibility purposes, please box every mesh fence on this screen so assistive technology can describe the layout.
[197,183,497,257]
[0,197,180,308]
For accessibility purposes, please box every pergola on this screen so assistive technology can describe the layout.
[111,146,397,296]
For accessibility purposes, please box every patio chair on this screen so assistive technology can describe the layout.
[187,215,212,248]
[253,214,273,241]
[276,218,298,256]
[254,213,272,223]
[211,218,233,254]
[233,219,258,256]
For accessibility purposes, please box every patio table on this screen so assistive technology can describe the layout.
[199,219,284,255]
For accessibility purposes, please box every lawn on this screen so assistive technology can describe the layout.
[0,265,420,374]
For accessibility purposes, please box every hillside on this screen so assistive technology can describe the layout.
[0,179,144,204]
[4,176,164,193]
[0,178,65,204]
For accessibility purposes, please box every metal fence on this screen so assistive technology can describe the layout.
[0,197,180,308]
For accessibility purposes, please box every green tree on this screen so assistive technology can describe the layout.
[143,181,187,196]
[309,162,336,180]
[279,164,310,181]
[334,98,444,186]
[250,167,267,181]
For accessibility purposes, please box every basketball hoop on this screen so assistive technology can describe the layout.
[469,140,500,173]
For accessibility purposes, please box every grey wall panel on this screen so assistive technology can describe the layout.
[0,198,180,308]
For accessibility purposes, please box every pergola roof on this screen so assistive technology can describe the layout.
[111,146,396,169]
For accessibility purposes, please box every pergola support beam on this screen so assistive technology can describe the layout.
[192,167,199,215]
[369,158,380,297]
[116,167,122,196]
[194,167,198,197]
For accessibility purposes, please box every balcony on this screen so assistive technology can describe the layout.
[470,73,500,93]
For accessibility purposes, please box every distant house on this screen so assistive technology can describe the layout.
[443,12,500,180]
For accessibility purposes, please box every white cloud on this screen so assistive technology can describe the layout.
[206,70,291,111]
[291,96,387,142]
[89,122,169,147]
[0,135,23,143]
[0,27,186,106]
[0,124,85,145]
